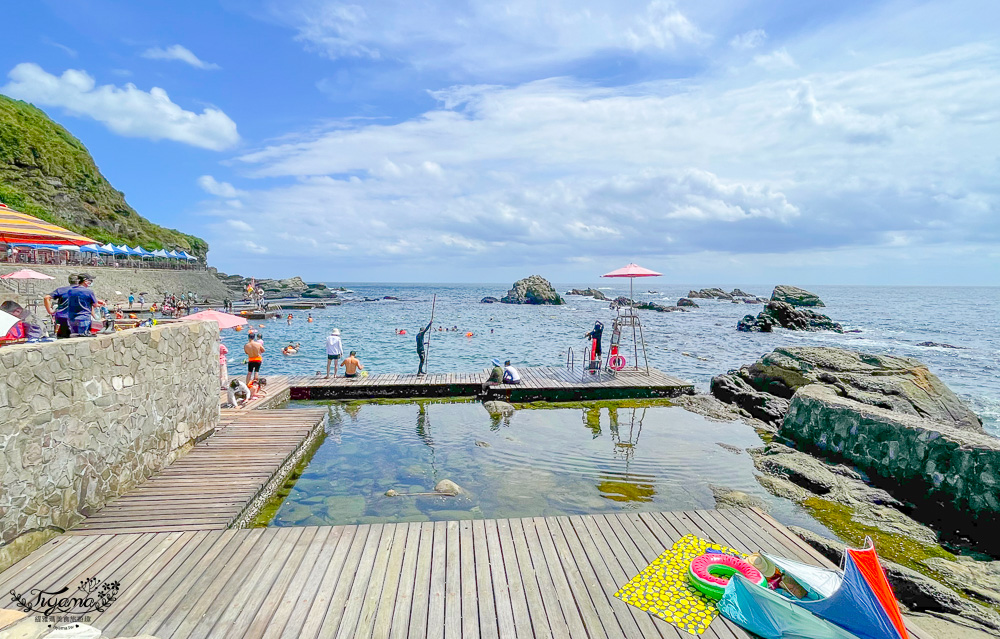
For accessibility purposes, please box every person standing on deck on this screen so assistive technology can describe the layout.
[416,320,433,375]
[244,332,264,386]
[325,328,343,378]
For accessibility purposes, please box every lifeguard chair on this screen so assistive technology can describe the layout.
[600,263,660,376]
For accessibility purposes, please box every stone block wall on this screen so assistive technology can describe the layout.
[0,322,220,569]
[782,384,1000,542]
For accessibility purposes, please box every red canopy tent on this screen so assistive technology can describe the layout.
[0,203,96,246]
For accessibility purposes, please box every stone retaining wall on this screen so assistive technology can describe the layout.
[0,322,220,569]
[783,384,1000,543]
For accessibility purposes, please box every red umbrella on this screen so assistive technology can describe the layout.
[0,269,55,280]
[183,309,248,330]
[602,262,661,303]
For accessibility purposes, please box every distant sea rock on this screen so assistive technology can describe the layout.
[916,341,962,349]
[566,288,607,301]
[688,288,733,300]
[770,285,825,307]
[677,297,699,308]
[636,301,688,313]
[500,275,564,305]
[738,301,842,333]
[480,296,499,304]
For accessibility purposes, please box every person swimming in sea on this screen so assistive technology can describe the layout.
[307,313,313,323]
[282,342,300,356]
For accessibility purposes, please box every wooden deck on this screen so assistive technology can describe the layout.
[67,408,328,535]
[288,366,694,402]
[0,508,928,639]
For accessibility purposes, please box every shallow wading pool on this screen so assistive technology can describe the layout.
[256,401,833,537]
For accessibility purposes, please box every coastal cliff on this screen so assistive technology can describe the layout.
[0,94,207,256]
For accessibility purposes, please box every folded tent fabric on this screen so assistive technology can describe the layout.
[796,546,909,639]
[718,575,863,639]
[719,543,908,639]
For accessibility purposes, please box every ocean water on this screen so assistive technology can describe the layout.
[221,283,1000,435]
[267,401,834,538]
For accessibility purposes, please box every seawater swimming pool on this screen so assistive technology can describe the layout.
[257,400,832,538]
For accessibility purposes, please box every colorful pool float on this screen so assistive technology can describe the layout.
[688,553,766,600]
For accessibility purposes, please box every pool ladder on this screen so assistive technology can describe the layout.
[566,347,575,370]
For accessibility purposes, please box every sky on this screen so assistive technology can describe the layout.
[2,0,999,284]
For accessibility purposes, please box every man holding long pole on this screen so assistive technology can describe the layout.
[416,294,436,375]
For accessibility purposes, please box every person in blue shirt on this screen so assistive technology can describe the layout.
[64,273,100,336]
[44,273,80,339]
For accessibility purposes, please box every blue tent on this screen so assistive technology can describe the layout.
[719,575,861,639]
[129,246,146,256]
[718,545,909,639]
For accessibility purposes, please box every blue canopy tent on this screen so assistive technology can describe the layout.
[151,249,170,258]
[129,246,145,257]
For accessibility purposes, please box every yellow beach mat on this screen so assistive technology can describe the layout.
[614,533,746,635]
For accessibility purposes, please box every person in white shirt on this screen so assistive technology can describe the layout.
[325,328,344,378]
[502,360,522,384]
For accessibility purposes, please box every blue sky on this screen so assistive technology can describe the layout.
[2,0,999,284]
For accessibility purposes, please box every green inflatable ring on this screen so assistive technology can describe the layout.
[688,553,766,600]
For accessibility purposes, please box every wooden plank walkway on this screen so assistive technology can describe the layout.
[67,408,328,535]
[288,366,693,402]
[0,509,929,639]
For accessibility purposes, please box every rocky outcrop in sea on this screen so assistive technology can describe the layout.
[770,284,825,307]
[565,288,607,300]
[500,275,564,305]
[215,272,336,299]
[677,297,698,307]
[687,287,732,300]
[737,301,843,332]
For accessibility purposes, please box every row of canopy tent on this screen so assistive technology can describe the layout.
[79,243,198,260]
[0,204,198,260]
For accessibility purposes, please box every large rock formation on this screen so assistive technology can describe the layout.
[737,301,843,332]
[732,347,982,429]
[770,285,825,307]
[500,275,564,305]
[712,346,994,550]
[784,384,998,538]
[677,297,699,307]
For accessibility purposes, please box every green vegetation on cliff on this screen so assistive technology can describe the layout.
[0,94,207,256]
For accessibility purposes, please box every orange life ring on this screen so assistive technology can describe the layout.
[609,354,626,371]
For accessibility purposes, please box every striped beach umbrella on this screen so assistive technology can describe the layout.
[0,203,96,246]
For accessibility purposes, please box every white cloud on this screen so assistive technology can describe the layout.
[730,29,766,51]
[753,48,797,70]
[141,45,220,70]
[785,83,898,144]
[226,219,254,232]
[278,0,707,76]
[204,42,999,276]
[2,63,239,150]
[198,175,246,197]
[243,240,269,254]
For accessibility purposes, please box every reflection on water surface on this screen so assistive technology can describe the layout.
[260,401,828,536]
